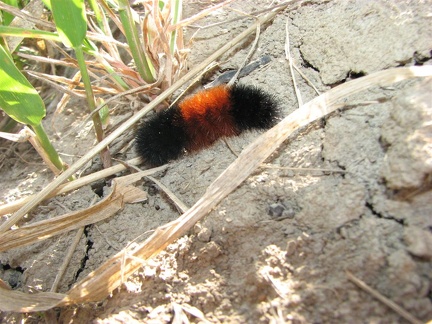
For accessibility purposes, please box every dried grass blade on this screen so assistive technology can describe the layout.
[0,182,124,252]
[51,226,86,293]
[168,0,235,31]
[0,159,166,216]
[146,175,189,213]
[0,288,65,313]
[0,178,147,252]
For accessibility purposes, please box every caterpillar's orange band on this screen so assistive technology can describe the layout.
[179,86,238,151]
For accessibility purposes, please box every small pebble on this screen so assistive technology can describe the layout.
[197,227,212,243]
[268,203,296,220]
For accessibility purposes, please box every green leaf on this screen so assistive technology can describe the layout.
[0,45,45,127]
[0,26,61,42]
[51,0,86,48]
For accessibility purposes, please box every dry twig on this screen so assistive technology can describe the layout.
[346,271,423,324]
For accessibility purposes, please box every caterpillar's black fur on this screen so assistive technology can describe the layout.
[135,84,279,166]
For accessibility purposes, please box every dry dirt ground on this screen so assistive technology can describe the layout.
[1,0,432,323]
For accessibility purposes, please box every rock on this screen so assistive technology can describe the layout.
[404,226,432,260]
[380,79,432,189]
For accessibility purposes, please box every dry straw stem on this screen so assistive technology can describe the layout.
[227,25,260,87]
[0,4,286,233]
[0,170,151,252]
[346,271,423,324]
[146,175,189,213]
[0,66,430,313]
[51,226,85,293]
[285,18,303,106]
[0,157,150,216]
[168,0,235,32]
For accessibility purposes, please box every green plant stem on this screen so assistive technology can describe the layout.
[75,46,111,167]
[169,0,182,54]
[75,46,104,143]
[31,123,65,171]
[88,0,103,29]
[118,0,155,83]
